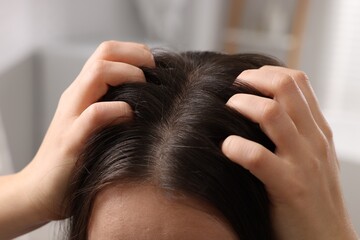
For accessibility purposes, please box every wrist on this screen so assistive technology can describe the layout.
[16,170,52,223]
[333,216,359,240]
[18,163,56,223]
[310,210,358,240]
[314,198,358,240]
[21,152,71,221]
[0,173,49,239]
[273,200,358,240]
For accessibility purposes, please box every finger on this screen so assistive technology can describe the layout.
[260,65,333,140]
[63,61,145,115]
[236,68,319,136]
[83,41,155,70]
[222,135,285,190]
[71,101,133,147]
[227,94,298,151]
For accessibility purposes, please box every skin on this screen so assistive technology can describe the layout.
[0,41,357,239]
[88,184,238,240]
[222,66,358,240]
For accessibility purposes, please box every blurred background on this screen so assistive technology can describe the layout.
[0,0,359,239]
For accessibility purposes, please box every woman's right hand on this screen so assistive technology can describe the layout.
[0,41,155,239]
[23,41,155,221]
[222,66,358,240]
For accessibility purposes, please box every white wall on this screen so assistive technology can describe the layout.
[298,0,332,104]
[0,56,35,171]
[0,1,34,73]
[0,114,12,175]
[0,2,36,170]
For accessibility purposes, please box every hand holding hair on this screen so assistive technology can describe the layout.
[222,66,358,240]
[0,41,155,239]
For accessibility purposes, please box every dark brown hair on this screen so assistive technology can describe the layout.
[66,51,281,239]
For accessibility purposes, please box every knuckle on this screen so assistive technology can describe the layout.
[322,122,334,140]
[138,43,149,50]
[315,133,332,155]
[86,104,104,125]
[58,84,77,107]
[90,60,107,80]
[274,73,296,93]
[293,70,309,82]
[97,40,117,57]
[59,87,70,102]
[241,69,253,75]
[259,65,273,70]
[238,69,255,79]
[324,128,334,140]
[141,49,153,64]
[261,101,282,123]
[246,147,266,171]
[317,137,328,151]
[119,102,132,117]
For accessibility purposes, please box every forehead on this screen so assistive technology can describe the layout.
[88,184,238,240]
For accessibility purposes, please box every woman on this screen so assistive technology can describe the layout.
[0,41,357,240]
